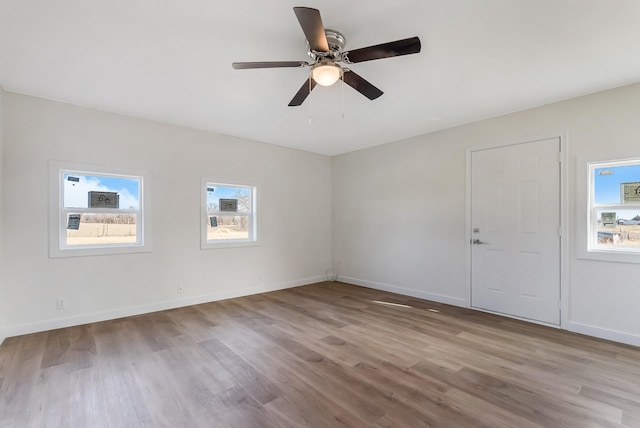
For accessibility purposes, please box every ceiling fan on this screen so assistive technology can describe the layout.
[232,7,421,106]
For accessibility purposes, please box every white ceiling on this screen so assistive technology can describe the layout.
[1,1,640,156]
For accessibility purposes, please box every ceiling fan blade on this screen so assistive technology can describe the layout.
[288,77,317,106]
[293,7,329,53]
[232,61,309,69]
[342,70,383,100]
[343,36,421,63]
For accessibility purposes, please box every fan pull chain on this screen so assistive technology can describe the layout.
[341,72,345,119]
[308,76,312,124]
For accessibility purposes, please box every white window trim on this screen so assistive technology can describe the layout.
[200,177,259,250]
[48,160,152,258]
[576,155,640,264]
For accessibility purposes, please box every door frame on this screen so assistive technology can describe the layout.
[465,133,569,329]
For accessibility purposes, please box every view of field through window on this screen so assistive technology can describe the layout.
[66,213,138,246]
[206,184,252,241]
[63,173,141,246]
[594,163,640,248]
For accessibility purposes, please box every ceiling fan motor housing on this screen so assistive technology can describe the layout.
[325,30,346,53]
[307,29,345,60]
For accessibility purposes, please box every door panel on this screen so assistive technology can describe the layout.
[471,138,560,325]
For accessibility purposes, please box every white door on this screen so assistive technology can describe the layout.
[471,138,561,325]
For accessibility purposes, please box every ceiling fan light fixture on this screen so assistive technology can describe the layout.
[311,61,342,86]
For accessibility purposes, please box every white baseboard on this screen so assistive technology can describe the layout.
[6,276,637,350]
[339,276,640,348]
[2,276,325,340]
[338,275,467,307]
[566,320,640,348]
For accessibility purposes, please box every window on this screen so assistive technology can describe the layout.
[201,179,257,249]
[587,158,640,256]
[49,161,151,257]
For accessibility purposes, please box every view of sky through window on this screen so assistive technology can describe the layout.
[206,185,250,211]
[594,164,640,204]
[64,173,140,209]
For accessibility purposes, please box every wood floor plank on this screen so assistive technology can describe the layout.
[129,353,200,427]
[442,388,548,428]
[21,364,75,428]
[67,324,98,371]
[350,361,488,428]
[211,322,372,427]
[67,367,104,428]
[1,282,639,427]
[164,305,219,342]
[622,409,640,428]
[199,337,282,405]
[94,358,155,427]
[0,332,48,427]
[262,396,318,428]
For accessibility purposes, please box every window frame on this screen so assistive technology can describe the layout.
[48,160,152,258]
[577,155,640,263]
[200,177,258,249]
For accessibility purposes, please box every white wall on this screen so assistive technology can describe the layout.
[1,92,332,337]
[0,85,5,344]
[333,82,640,346]
[4,83,640,347]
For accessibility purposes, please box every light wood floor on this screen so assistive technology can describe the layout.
[1,282,639,427]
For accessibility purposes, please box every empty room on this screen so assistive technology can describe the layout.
[1,1,640,427]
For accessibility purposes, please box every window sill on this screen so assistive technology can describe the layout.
[577,248,640,264]
[50,244,152,258]
[201,240,261,250]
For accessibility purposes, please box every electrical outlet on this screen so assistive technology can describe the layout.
[177,285,184,294]
[57,297,67,309]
